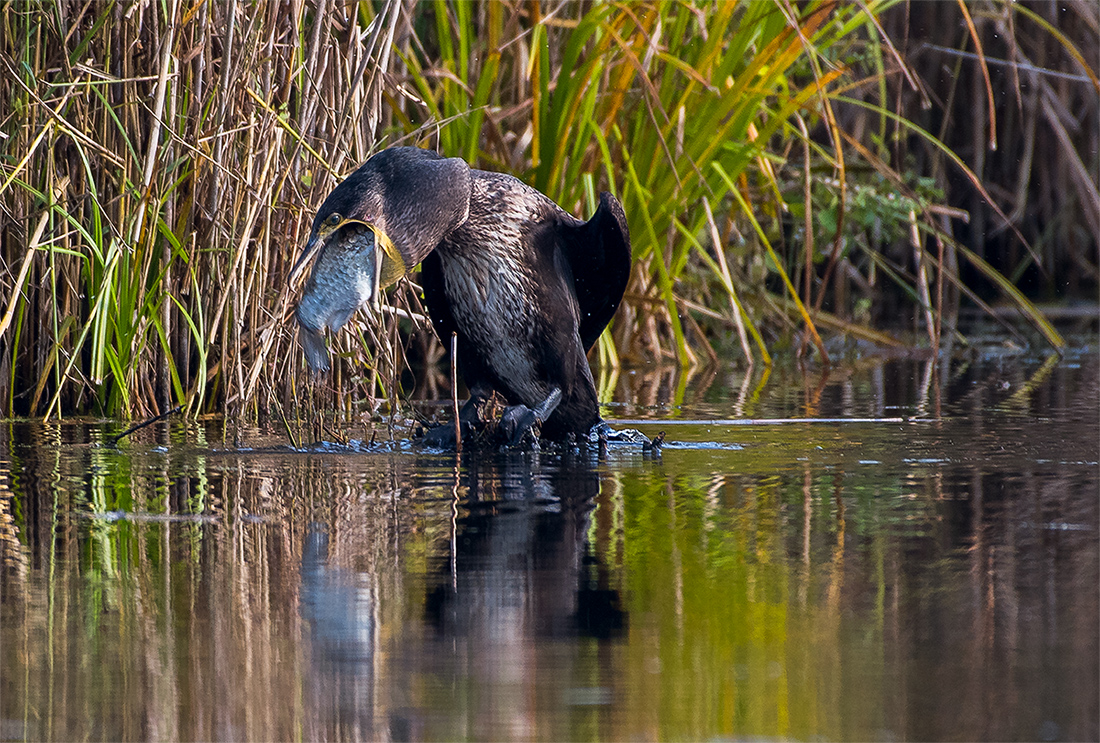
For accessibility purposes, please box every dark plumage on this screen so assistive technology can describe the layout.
[292,147,631,444]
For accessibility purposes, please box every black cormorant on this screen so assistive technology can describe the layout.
[291,146,631,445]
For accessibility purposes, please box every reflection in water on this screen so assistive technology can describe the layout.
[300,524,378,737]
[414,455,626,738]
[300,453,626,740]
[0,352,1097,741]
[422,454,622,640]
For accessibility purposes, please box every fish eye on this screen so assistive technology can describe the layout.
[326,213,341,227]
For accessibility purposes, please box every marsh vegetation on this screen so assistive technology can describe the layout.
[1,1,1096,422]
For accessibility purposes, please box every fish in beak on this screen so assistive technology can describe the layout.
[293,220,383,373]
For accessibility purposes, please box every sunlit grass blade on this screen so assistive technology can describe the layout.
[954,244,1065,350]
[717,163,829,364]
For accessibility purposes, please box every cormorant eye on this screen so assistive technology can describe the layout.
[327,213,341,227]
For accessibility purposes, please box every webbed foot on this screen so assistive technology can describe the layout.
[499,387,563,448]
[422,420,465,448]
[588,422,665,455]
[587,422,650,445]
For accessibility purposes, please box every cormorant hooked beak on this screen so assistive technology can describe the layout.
[288,230,325,287]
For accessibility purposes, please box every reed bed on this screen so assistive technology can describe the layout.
[0,0,1094,421]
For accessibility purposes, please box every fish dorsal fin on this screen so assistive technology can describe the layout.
[374,227,408,288]
[363,225,407,288]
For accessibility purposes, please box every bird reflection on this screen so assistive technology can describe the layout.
[425,452,626,640]
[298,453,626,740]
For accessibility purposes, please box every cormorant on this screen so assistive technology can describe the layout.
[291,146,631,445]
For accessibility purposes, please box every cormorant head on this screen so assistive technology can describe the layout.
[291,147,472,372]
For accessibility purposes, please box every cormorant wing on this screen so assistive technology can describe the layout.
[558,192,632,351]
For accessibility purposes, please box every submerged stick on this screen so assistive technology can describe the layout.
[451,332,461,452]
[108,405,182,447]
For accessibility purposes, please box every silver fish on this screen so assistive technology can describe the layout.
[294,223,379,373]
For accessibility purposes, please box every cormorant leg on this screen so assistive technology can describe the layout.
[423,387,494,448]
[499,387,563,447]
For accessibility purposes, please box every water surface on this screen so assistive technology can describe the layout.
[2,350,1097,741]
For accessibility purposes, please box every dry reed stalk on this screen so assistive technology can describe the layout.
[909,209,938,349]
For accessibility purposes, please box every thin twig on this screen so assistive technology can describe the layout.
[109,406,181,447]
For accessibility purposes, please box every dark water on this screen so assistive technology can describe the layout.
[1,349,1097,741]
